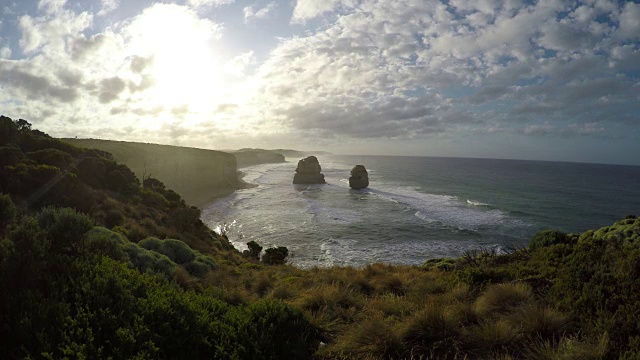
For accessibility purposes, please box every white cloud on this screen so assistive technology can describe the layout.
[97,0,119,17]
[243,2,277,23]
[1,0,639,153]
[188,0,235,10]
[291,0,342,23]
[0,47,10,59]
[38,0,66,14]
[618,2,640,39]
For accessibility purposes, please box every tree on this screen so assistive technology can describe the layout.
[262,246,289,265]
[243,241,263,260]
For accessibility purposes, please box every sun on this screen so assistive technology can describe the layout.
[126,4,226,112]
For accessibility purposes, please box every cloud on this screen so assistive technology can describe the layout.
[38,0,66,15]
[243,2,277,23]
[97,0,119,17]
[618,2,640,39]
[0,0,639,158]
[0,47,10,59]
[291,0,342,23]
[188,0,235,10]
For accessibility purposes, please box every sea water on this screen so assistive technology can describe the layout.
[201,155,640,268]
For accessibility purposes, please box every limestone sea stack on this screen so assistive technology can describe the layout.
[349,165,369,190]
[293,156,326,184]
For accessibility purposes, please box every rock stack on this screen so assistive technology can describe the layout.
[293,156,326,184]
[349,165,369,190]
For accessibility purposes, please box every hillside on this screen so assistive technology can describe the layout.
[2,116,640,359]
[231,148,286,168]
[271,148,332,158]
[62,138,239,207]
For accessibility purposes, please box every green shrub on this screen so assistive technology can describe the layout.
[84,227,127,260]
[530,230,570,250]
[474,283,532,317]
[123,243,176,277]
[0,146,24,167]
[139,238,196,264]
[400,303,462,357]
[262,246,289,265]
[550,217,640,356]
[0,115,18,145]
[76,157,107,188]
[232,300,320,359]
[38,207,94,254]
[244,240,263,260]
[0,193,17,229]
[139,237,163,251]
[26,148,73,169]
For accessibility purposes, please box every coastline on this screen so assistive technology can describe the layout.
[191,170,258,209]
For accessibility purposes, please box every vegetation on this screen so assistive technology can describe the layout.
[1,115,639,359]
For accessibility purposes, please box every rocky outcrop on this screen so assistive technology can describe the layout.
[349,165,369,189]
[293,156,326,184]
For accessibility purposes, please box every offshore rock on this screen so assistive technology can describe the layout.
[349,165,369,190]
[293,156,326,184]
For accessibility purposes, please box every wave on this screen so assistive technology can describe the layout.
[466,199,490,206]
[368,185,519,229]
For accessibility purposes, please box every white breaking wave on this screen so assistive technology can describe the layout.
[368,185,513,229]
[467,199,490,206]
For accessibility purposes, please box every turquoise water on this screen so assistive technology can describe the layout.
[201,156,640,267]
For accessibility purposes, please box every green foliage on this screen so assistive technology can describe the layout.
[26,148,73,169]
[0,193,17,229]
[183,255,218,277]
[0,115,18,145]
[0,145,24,167]
[530,229,571,249]
[123,242,177,278]
[244,240,263,260]
[84,226,127,260]
[549,217,640,356]
[262,246,289,265]
[76,156,106,188]
[232,300,320,359]
[38,207,94,254]
[140,238,196,264]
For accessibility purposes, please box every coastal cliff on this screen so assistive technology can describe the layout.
[62,139,238,207]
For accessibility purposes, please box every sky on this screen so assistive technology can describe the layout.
[0,0,639,165]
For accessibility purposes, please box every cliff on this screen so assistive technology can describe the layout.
[231,148,286,168]
[62,139,238,207]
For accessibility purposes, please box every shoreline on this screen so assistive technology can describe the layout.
[191,170,258,209]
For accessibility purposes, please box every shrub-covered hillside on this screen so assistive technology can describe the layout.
[62,138,240,207]
[2,115,639,359]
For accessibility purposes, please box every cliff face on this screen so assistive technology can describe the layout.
[62,139,238,206]
[232,149,286,168]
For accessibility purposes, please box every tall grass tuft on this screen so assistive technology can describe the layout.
[474,283,532,317]
[399,302,462,358]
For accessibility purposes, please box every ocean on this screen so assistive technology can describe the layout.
[201,155,640,268]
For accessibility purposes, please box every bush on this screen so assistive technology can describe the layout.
[123,243,176,277]
[26,148,73,169]
[232,300,320,359]
[139,238,196,264]
[262,246,289,265]
[38,207,94,254]
[530,230,570,250]
[84,227,127,260]
[400,303,461,357]
[550,217,640,356]
[76,157,106,188]
[0,193,17,229]
[244,241,263,260]
[474,283,532,317]
[0,146,24,167]
[0,115,18,145]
